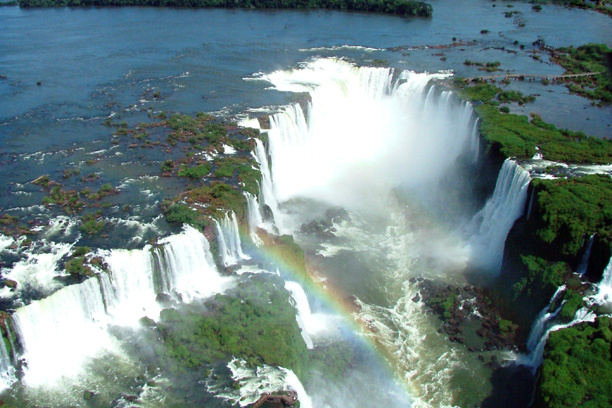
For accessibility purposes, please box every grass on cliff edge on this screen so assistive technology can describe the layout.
[458,82,612,163]
[531,174,612,257]
[535,316,612,408]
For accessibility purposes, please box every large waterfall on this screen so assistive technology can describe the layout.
[254,58,479,218]
[6,225,232,388]
[466,159,532,272]
[244,58,495,407]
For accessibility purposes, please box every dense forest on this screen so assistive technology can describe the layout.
[17,0,433,17]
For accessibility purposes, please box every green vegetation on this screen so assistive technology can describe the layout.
[548,0,612,18]
[463,60,502,72]
[305,342,356,381]
[509,175,612,307]
[80,213,106,235]
[558,290,584,321]
[534,317,612,408]
[531,175,612,257]
[458,83,612,163]
[512,256,568,301]
[161,160,174,173]
[177,163,211,179]
[17,0,434,17]
[429,293,457,320]
[65,256,96,277]
[212,157,261,195]
[552,43,612,105]
[138,275,308,377]
[497,90,536,105]
[162,182,247,229]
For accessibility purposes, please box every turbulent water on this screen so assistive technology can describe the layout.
[1,2,611,407]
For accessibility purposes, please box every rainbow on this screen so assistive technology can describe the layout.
[236,223,420,403]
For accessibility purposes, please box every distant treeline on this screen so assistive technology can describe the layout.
[17,0,433,16]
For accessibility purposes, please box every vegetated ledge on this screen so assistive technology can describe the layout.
[457,81,612,164]
[16,0,434,17]
[456,74,612,407]
[533,316,612,408]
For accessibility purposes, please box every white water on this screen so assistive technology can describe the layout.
[577,234,596,276]
[245,192,265,245]
[1,241,74,298]
[252,138,285,233]
[13,278,114,387]
[0,329,15,391]
[284,281,339,349]
[9,225,231,387]
[214,211,250,267]
[525,285,566,352]
[466,159,531,272]
[214,358,313,408]
[519,307,595,371]
[593,255,612,306]
[256,58,477,218]
[247,58,489,406]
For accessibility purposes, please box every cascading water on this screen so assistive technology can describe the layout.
[525,285,566,352]
[466,159,531,272]
[12,277,114,387]
[577,234,595,275]
[213,358,313,408]
[594,255,612,306]
[6,225,231,388]
[519,258,612,373]
[520,307,595,371]
[252,138,285,233]
[245,192,264,245]
[256,58,476,215]
[214,211,250,267]
[285,281,338,349]
[0,331,14,391]
[245,58,493,407]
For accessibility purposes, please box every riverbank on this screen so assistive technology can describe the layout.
[16,0,433,17]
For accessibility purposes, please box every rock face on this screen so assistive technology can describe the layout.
[417,278,524,353]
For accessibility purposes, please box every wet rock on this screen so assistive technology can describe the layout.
[4,279,17,289]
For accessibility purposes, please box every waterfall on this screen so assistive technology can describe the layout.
[526,187,535,220]
[525,285,566,352]
[256,58,477,217]
[0,329,15,391]
[8,225,231,386]
[594,255,612,306]
[214,212,250,267]
[154,225,232,302]
[284,281,338,349]
[102,244,160,325]
[12,278,113,387]
[467,116,481,164]
[245,192,264,245]
[577,234,595,276]
[519,307,595,372]
[466,159,532,272]
[214,358,313,408]
[252,138,284,234]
